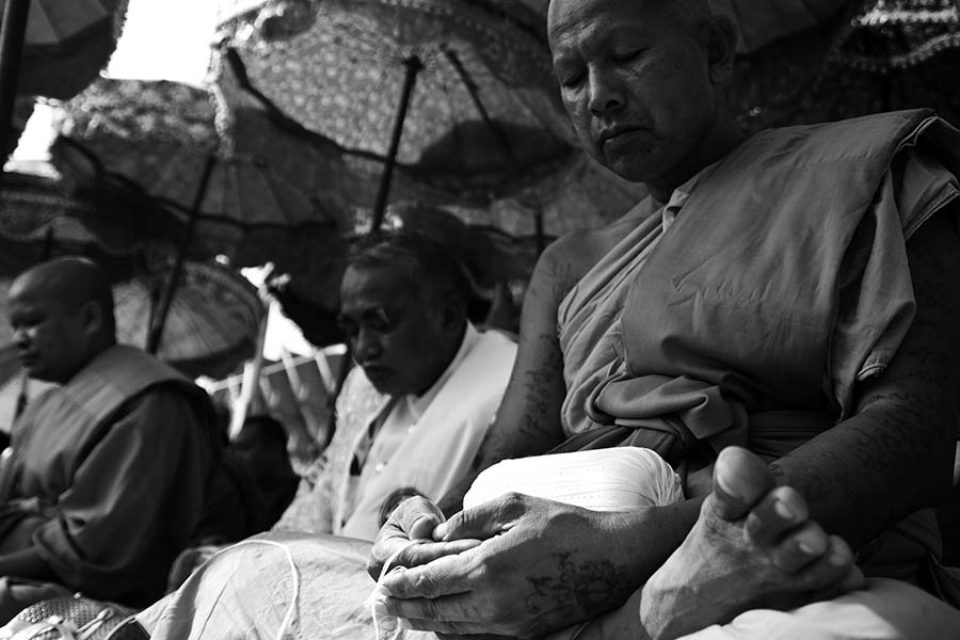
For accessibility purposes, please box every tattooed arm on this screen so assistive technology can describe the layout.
[438,233,596,515]
[772,206,960,548]
[371,225,704,637]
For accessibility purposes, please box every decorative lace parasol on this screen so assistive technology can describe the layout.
[730,0,960,130]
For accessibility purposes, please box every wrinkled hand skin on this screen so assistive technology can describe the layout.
[376,493,643,639]
[367,496,483,580]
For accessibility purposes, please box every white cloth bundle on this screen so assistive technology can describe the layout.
[464,447,684,511]
[371,448,684,639]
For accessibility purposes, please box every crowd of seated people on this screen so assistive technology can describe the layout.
[124,0,960,638]
[3,1,960,637]
[0,232,519,634]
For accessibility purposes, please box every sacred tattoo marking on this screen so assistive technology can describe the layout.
[523,551,632,636]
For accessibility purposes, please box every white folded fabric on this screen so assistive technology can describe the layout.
[464,447,684,512]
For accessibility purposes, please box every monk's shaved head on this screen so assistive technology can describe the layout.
[546,0,741,198]
[11,257,115,334]
[8,256,118,383]
[548,0,716,36]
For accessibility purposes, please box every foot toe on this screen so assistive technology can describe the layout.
[794,535,864,595]
[711,446,778,520]
[767,520,831,573]
[744,486,810,545]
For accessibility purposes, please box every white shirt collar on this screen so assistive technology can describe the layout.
[403,322,479,421]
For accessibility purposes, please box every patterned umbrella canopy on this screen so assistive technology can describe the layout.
[214,0,646,235]
[728,0,960,130]
[0,170,180,258]
[2,0,129,99]
[213,0,650,228]
[49,75,351,290]
[216,0,573,167]
[49,74,362,318]
[111,260,265,379]
[758,0,960,128]
[0,0,130,173]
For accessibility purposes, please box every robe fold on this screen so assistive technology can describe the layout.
[558,109,960,465]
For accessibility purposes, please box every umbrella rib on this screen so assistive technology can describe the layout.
[441,46,516,163]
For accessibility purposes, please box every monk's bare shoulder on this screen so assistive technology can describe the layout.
[538,209,647,305]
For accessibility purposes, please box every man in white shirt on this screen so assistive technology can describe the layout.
[273,232,517,540]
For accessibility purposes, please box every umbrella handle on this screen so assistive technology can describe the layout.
[371,56,423,231]
[147,154,216,354]
[0,0,30,171]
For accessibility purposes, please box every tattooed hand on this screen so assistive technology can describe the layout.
[376,493,650,639]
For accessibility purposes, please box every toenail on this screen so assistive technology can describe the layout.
[797,534,826,556]
[774,497,798,520]
[715,471,748,503]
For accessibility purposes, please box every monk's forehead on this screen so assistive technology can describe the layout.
[548,0,709,36]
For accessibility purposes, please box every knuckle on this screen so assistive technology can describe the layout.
[411,568,438,595]
[498,492,529,515]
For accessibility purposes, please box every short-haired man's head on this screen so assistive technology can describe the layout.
[7,257,117,383]
[347,231,471,311]
[547,0,739,188]
[338,232,470,397]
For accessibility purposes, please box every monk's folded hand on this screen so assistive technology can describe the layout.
[367,495,481,580]
[377,493,645,639]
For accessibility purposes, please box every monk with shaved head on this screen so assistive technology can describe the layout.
[8,257,116,384]
[0,257,218,621]
[364,0,960,637]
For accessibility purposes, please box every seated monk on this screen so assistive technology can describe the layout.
[0,258,219,621]
[362,0,960,636]
[113,0,960,636]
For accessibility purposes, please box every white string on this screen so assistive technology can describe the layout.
[371,540,422,640]
[205,539,301,640]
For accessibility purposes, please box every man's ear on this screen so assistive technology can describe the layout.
[78,300,104,337]
[438,292,466,333]
[701,15,738,83]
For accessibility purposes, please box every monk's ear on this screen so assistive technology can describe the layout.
[700,15,738,83]
[78,300,104,337]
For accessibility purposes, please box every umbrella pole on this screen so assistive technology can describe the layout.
[443,48,515,162]
[147,154,216,354]
[0,0,30,174]
[371,56,423,231]
[228,295,271,439]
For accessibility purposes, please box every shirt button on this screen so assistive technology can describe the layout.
[375,462,386,473]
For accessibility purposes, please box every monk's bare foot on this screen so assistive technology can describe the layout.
[639,446,864,640]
